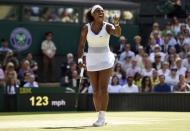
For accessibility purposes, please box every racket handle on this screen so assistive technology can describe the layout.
[80,67,85,77]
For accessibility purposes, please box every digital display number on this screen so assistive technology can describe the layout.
[29,96,49,106]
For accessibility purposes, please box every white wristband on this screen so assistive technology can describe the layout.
[114,23,120,26]
[78,58,83,64]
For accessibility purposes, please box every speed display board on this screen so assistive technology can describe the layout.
[17,88,76,111]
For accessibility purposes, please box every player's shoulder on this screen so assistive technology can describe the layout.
[81,23,89,32]
[82,23,88,29]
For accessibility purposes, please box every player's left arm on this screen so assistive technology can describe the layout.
[106,16,121,37]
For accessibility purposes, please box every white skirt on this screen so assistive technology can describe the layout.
[86,46,115,71]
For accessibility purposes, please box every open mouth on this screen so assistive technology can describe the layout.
[99,14,103,18]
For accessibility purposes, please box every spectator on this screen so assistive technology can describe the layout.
[40,7,53,22]
[167,46,178,58]
[114,36,127,54]
[184,30,190,45]
[152,53,162,70]
[22,72,31,87]
[0,38,12,53]
[184,35,190,47]
[158,61,171,77]
[151,70,160,87]
[61,53,75,76]
[162,22,176,37]
[60,10,74,23]
[4,77,19,111]
[153,74,171,92]
[186,16,190,32]
[23,7,37,21]
[161,34,171,53]
[41,32,57,82]
[132,35,142,54]
[126,57,141,77]
[120,74,139,93]
[176,57,186,75]
[141,76,152,93]
[113,63,125,79]
[167,54,177,68]
[173,75,190,92]
[133,72,142,88]
[4,62,17,81]
[146,36,156,54]
[151,30,164,45]
[176,32,186,46]
[119,44,135,62]
[18,60,33,85]
[60,61,80,89]
[80,78,90,94]
[25,53,38,75]
[135,46,145,66]
[0,65,5,88]
[161,31,179,53]
[165,67,179,90]
[108,75,122,93]
[63,62,78,80]
[185,69,190,84]
[183,31,190,45]
[60,70,79,88]
[141,60,154,77]
[3,51,19,70]
[121,55,132,72]
[150,22,162,38]
[23,74,39,88]
[164,30,177,46]
[179,24,188,35]
[149,45,165,62]
[179,43,190,59]
[138,53,149,69]
[119,71,127,86]
[182,52,190,69]
[112,63,126,86]
[170,16,182,34]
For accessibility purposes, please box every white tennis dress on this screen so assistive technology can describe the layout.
[86,22,115,71]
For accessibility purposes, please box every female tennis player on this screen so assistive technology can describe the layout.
[78,5,121,126]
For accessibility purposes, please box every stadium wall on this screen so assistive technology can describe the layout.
[1,87,190,112]
[79,94,190,112]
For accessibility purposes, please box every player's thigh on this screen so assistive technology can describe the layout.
[87,71,98,89]
[98,68,113,88]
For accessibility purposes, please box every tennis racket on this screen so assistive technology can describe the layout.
[75,67,85,109]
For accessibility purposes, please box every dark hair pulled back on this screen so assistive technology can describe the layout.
[86,9,94,23]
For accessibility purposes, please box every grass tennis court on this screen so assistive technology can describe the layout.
[0,112,190,131]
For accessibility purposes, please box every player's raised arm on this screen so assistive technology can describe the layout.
[106,16,121,37]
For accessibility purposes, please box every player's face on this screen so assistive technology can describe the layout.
[93,8,104,22]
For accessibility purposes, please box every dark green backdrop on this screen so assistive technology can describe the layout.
[0,21,139,55]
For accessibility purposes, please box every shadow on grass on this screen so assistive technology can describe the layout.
[42,125,93,130]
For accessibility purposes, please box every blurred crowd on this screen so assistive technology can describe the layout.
[1,15,190,94]
[23,6,134,24]
[23,6,79,23]
[0,47,39,92]
[0,40,40,97]
[61,15,190,93]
